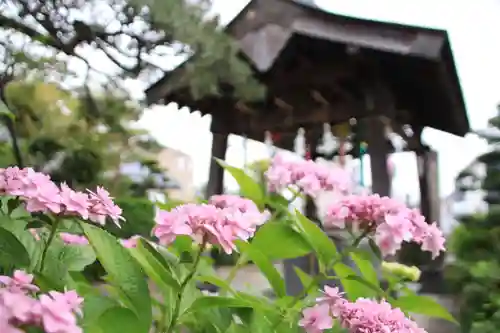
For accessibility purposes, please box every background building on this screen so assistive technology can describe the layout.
[157,147,195,202]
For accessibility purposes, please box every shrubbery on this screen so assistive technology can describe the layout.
[447,111,500,333]
[0,157,455,333]
[447,211,500,333]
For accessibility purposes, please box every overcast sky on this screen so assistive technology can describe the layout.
[127,0,500,201]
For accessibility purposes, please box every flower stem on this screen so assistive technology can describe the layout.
[167,242,206,333]
[221,252,248,296]
[39,218,60,273]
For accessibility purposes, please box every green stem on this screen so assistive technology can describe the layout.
[156,303,167,333]
[39,219,60,272]
[222,252,248,296]
[167,242,206,333]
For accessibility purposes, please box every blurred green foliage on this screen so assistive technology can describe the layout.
[447,109,500,333]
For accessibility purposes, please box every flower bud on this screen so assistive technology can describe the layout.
[381,261,421,282]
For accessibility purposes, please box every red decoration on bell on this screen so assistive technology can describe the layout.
[305,144,311,160]
[271,132,281,142]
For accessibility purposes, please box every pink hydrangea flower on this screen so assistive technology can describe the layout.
[28,228,40,241]
[209,195,261,213]
[298,303,333,333]
[24,180,62,214]
[121,235,141,248]
[153,195,270,254]
[87,187,123,226]
[47,290,84,317]
[0,270,83,333]
[39,293,82,333]
[59,233,89,245]
[0,311,24,333]
[316,286,344,304]
[325,194,446,258]
[60,183,90,219]
[301,287,428,333]
[154,207,194,245]
[1,289,39,322]
[0,270,39,292]
[0,167,122,227]
[265,154,351,197]
[337,298,426,333]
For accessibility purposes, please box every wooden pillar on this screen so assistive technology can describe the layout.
[418,148,440,225]
[366,117,391,197]
[205,118,229,198]
[284,134,319,296]
[417,146,446,293]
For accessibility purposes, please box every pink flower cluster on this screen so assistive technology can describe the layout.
[120,235,140,248]
[153,195,270,254]
[0,270,83,333]
[59,233,89,245]
[325,194,445,258]
[265,154,351,197]
[299,286,426,333]
[0,167,123,226]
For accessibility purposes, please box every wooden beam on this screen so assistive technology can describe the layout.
[240,102,365,135]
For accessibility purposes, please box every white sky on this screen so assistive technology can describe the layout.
[127,0,500,200]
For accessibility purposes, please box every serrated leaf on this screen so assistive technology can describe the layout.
[392,294,457,323]
[350,252,379,287]
[128,239,180,292]
[186,296,253,313]
[237,240,286,298]
[215,158,264,206]
[251,221,312,259]
[294,211,338,266]
[293,266,315,289]
[90,307,142,333]
[0,226,30,268]
[333,262,379,300]
[81,223,152,333]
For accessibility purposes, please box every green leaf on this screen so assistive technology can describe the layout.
[7,197,21,215]
[82,294,119,328]
[392,295,457,323]
[293,266,314,289]
[0,226,30,268]
[294,211,338,267]
[234,292,278,313]
[237,240,286,298]
[35,238,95,289]
[350,252,379,287]
[171,235,194,256]
[344,275,382,293]
[25,220,46,229]
[90,307,142,333]
[81,223,152,333]
[249,310,274,333]
[58,244,96,272]
[184,307,233,333]
[196,275,235,294]
[186,296,253,313]
[216,158,264,205]
[251,221,312,259]
[368,239,382,260]
[333,262,378,300]
[128,239,180,292]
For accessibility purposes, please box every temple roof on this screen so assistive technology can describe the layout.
[146,0,469,138]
